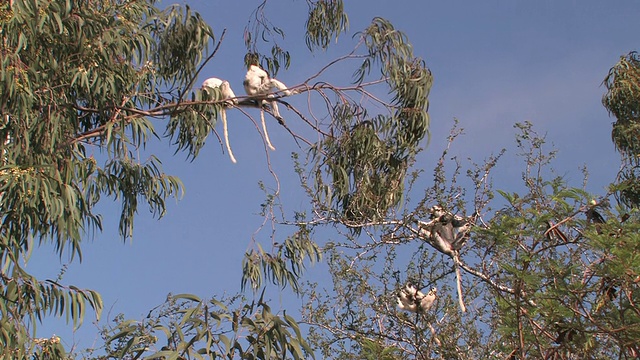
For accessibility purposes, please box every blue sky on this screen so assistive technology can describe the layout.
[29,0,640,352]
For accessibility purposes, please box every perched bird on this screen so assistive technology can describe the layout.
[586,199,606,234]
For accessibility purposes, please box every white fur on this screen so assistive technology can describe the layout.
[397,283,437,313]
[417,205,469,312]
[202,77,238,163]
[243,65,293,151]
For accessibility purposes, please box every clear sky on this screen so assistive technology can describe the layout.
[29,0,640,352]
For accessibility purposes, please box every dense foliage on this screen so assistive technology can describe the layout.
[603,52,640,207]
[1,0,638,359]
[299,122,640,359]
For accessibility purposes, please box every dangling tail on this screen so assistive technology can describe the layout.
[221,109,237,163]
[260,109,276,151]
[453,254,467,312]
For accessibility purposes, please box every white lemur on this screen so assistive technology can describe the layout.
[397,283,437,313]
[202,77,238,163]
[417,205,472,312]
[418,205,471,255]
[243,64,294,151]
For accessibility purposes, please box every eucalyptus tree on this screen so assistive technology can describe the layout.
[0,0,431,358]
[6,0,633,359]
[603,51,640,208]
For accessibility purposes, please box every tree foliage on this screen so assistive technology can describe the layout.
[1,0,226,357]
[299,122,640,359]
[0,0,430,357]
[603,51,640,160]
[603,51,640,208]
[305,17,432,225]
[305,0,349,52]
[83,292,313,360]
[1,0,638,359]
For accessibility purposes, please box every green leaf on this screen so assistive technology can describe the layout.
[173,293,202,302]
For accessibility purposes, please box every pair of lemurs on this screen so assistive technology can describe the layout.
[397,283,437,313]
[201,65,293,163]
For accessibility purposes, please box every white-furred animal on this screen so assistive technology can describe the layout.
[243,65,293,151]
[396,283,419,312]
[418,287,438,311]
[396,283,437,313]
[417,205,471,312]
[417,205,470,256]
[202,77,238,163]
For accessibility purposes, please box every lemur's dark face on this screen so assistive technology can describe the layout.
[429,205,444,219]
